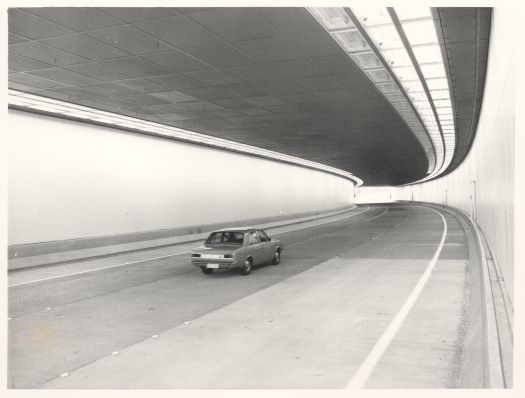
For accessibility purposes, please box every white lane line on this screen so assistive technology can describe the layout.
[9,206,372,288]
[273,206,371,235]
[8,251,190,288]
[346,206,448,389]
[361,206,388,223]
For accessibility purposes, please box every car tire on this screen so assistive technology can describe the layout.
[271,249,281,265]
[241,258,252,275]
[202,268,214,275]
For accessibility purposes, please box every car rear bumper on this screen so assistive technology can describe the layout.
[191,259,239,270]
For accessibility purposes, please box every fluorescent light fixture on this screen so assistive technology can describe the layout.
[433,98,452,107]
[365,25,404,49]
[420,63,447,79]
[365,68,394,83]
[391,66,419,81]
[349,52,382,69]
[426,78,449,91]
[352,6,392,27]
[333,30,369,52]
[384,93,406,103]
[430,89,450,100]
[395,6,432,21]
[413,44,442,64]
[308,8,355,30]
[402,20,439,45]
[382,48,413,67]
[400,80,424,93]
[377,82,400,94]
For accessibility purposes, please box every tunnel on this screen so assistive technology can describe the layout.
[5,5,516,390]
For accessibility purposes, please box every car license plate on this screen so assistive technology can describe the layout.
[207,263,219,269]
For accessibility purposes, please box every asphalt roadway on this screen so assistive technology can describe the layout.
[8,204,471,389]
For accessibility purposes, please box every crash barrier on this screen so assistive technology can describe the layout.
[8,205,356,272]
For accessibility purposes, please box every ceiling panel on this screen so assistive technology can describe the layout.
[85,26,173,55]
[27,68,99,85]
[24,8,122,32]
[187,8,276,42]
[9,33,30,44]
[236,37,304,62]
[79,82,143,97]
[213,82,267,97]
[8,54,53,71]
[143,51,210,73]
[268,58,325,78]
[101,57,171,77]
[293,76,347,92]
[254,8,321,35]
[120,94,171,106]
[111,78,169,93]
[147,74,205,90]
[101,8,178,23]
[10,41,89,66]
[63,62,132,81]
[133,16,221,49]
[149,91,200,103]
[184,69,241,86]
[285,31,343,57]
[47,86,110,100]
[313,54,357,75]
[186,43,255,67]
[9,72,65,89]
[176,87,234,101]
[41,34,130,61]
[253,79,305,95]
[8,9,72,39]
[224,64,283,82]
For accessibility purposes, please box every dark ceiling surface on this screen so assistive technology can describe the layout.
[8,7,488,186]
[434,7,491,178]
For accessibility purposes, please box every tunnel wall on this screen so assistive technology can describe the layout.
[8,109,354,247]
[356,8,515,305]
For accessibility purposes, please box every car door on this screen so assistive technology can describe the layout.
[246,230,264,265]
[257,230,275,262]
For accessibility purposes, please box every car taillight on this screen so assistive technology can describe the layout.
[192,254,201,257]
[224,254,233,258]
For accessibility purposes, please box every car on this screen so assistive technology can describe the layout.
[190,227,283,275]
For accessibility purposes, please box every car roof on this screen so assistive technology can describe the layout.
[213,227,260,232]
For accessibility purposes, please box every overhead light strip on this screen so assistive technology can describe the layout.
[8,89,363,187]
[308,7,437,177]
[308,7,456,183]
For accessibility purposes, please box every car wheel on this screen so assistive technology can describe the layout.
[241,258,252,275]
[202,268,214,275]
[272,249,281,265]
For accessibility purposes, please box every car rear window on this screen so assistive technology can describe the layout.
[205,231,244,244]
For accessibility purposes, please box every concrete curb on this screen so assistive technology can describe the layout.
[401,201,510,388]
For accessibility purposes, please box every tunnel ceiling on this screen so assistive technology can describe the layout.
[8,7,489,186]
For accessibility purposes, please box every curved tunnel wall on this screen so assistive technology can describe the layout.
[357,8,515,305]
[8,109,354,247]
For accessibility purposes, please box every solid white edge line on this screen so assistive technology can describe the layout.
[9,206,372,288]
[346,206,448,388]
